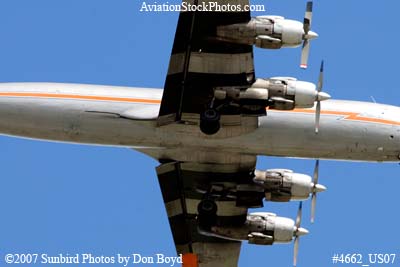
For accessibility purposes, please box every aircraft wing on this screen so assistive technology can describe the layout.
[154,154,261,267]
[157,0,255,125]
[152,0,262,265]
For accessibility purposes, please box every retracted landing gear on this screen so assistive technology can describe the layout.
[197,199,218,230]
[200,108,221,135]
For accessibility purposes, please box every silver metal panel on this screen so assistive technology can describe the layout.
[0,83,398,162]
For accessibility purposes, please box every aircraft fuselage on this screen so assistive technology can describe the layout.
[0,83,398,162]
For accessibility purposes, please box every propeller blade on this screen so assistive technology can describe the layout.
[303,19,310,35]
[295,202,303,228]
[313,160,319,184]
[300,2,317,69]
[304,1,313,33]
[300,40,310,69]
[317,60,324,92]
[315,100,321,133]
[311,159,327,222]
[311,192,317,223]
[293,237,299,267]
[311,159,319,222]
[293,202,308,266]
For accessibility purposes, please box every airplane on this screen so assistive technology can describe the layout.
[1,1,400,267]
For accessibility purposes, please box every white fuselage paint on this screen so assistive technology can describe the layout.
[0,82,399,162]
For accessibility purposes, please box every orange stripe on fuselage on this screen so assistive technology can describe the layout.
[0,92,161,104]
[274,108,400,126]
[0,92,399,126]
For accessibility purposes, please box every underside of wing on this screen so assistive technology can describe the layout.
[155,158,262,267]
[157,0,326,136]
[133,142,321,267]
[157,0,256,128]
[149,0,325,265]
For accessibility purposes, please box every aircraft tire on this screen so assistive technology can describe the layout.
[200,108,220,135]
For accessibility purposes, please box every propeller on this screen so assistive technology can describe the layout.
[315,61,331,133]
[310,160,327,223]
[293,202,308,267]
[300,2,318,69]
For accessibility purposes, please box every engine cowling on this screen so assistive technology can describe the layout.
[250,77,318,109]
[203,212,308,245]
[215,16,317,50]
[253,169,325,202]
[213,76,330,117]
[272,18,305,48]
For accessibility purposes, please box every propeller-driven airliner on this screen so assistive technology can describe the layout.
[1,1,399,266]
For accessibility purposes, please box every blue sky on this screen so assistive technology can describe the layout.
[0,0,399,266]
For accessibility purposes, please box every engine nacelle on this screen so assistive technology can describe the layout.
[250,77,317,109]
[215,16,316,50]
[202,212,308,245]
[253,169,315,201]
[272,18,305,48]
[213,76,330,117]
[214,77,316,109]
